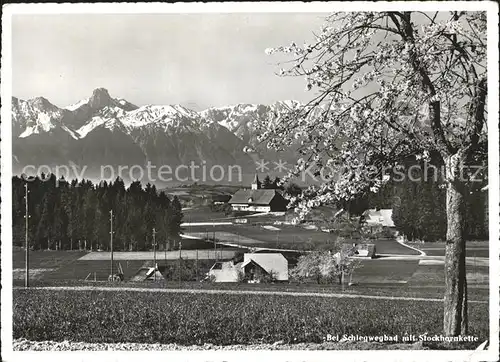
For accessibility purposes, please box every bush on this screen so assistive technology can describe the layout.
[209,203,232,215]
[255,269,278,284]
[236,269,246,283]
[206,274,217,283]
[290,250,361,285]
[162,259,215,282]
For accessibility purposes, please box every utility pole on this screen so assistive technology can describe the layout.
[110,210,114,280]
[153,228,157,281]
[24,183,29,288]
[165,237,170,287]
[213,229,217,261]
[178,240,182,286]
[165,238,168,278]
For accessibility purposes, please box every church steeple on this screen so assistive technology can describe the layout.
[251,174,261,190]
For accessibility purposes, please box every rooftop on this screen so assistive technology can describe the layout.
[229,189,280,205]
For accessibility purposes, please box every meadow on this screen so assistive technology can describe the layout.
[184,224,421,255]
[12,250,490,291]
[13,289,488,349]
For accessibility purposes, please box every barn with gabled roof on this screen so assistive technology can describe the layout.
[228,174,288,212]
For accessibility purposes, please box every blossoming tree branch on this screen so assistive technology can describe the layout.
[260,11,487,336]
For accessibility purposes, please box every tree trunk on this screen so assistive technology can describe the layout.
[443,155,468,336]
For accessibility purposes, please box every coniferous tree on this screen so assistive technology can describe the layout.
[11,171,485,252]
[83,187,97,250]
[169,196,183,249]
[36,189,55,250]
[12,177,26,248]
[262,175,273,189]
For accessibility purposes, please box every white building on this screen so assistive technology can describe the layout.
[362,209,395,227]
[207,253,289,283]
[228,175,288,213]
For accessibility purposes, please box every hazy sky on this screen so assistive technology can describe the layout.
[12,13,329,110]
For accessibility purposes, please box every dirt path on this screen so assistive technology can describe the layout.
[395,238,427,256]
[14,286,488,304]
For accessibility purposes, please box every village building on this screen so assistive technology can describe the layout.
[211,194,232,205]
[228,174,288,212]
[361,208,396,238]
[207,253,289,283]
[341,242,376,258]
[362,209,395,228]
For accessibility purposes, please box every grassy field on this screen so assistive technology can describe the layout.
[420,247,489,258]
[12,253,411,283]
[406,241,489,257]
[78,249,240,260]
[13,255,224,283]
[408,263,490,286]
[13,258,419,285]
[13,289,488,348]
[13,279,490,302]
[12,250,87,269]
[185,224,420,255]
[353,259,418,284]
[182,206,231,222]
[164,185,240,207]
[13,249,490,287]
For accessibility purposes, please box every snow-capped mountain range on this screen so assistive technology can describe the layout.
[12,88,302,185]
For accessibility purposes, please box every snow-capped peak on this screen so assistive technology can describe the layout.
[65,97,90,111]
[64,89,138,112]
[13,96,65,137]
[76,115,118,138]
[274,99,301,109]
[13,88,305,145]
[88,88,112,109]
[120,104,201,130]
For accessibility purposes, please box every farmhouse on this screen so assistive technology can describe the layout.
[228,174,288,212]
[211,194,232,205]
[208,260,241,282]
[362,209,395,228]
[208,253,288,283]
[341,243,376,258]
